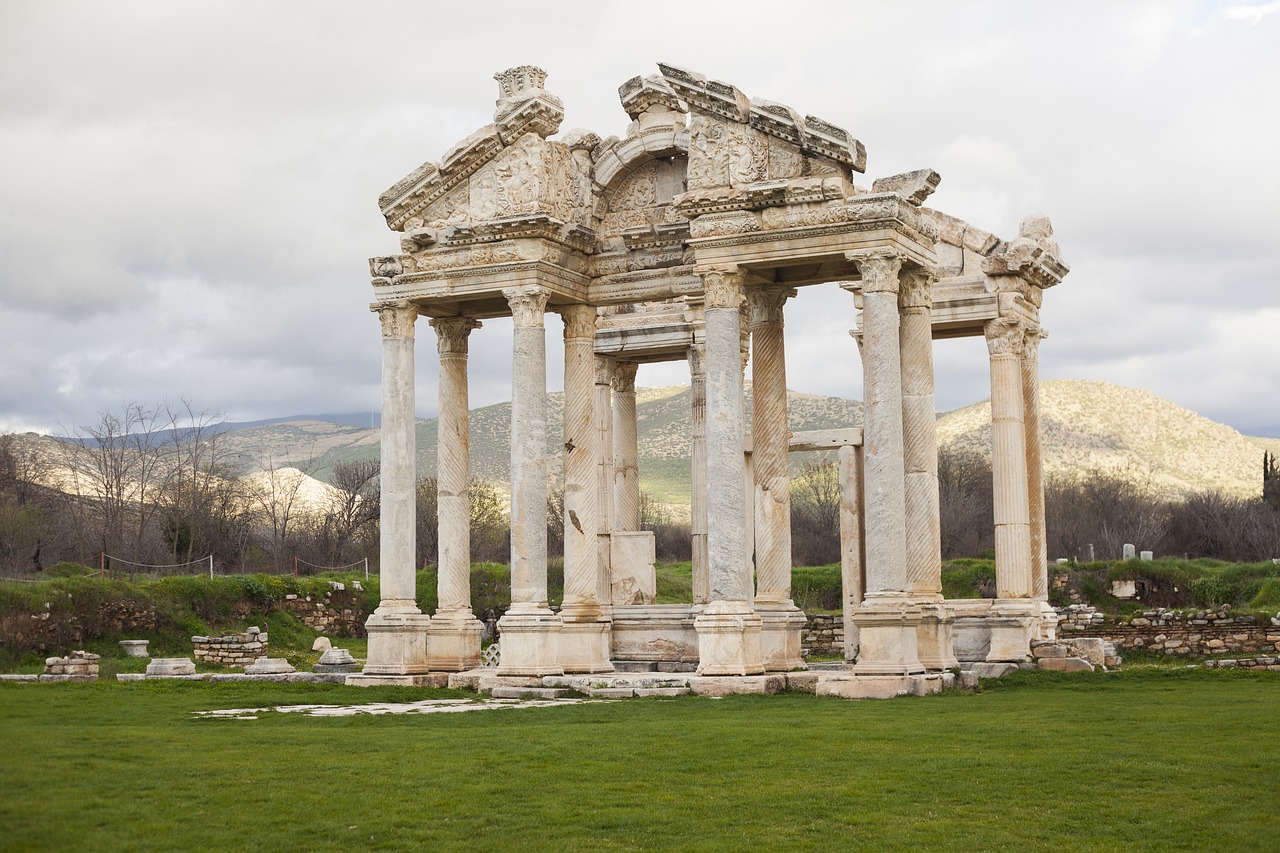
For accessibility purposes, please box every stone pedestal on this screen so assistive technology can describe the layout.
[610,530,656,605]
[351,610,432,682]
[610,604,699,665]
[694,600,765,676]
[426,613,485,672]
[119,639,149,658]
[850,599,925,676]
[986,599,1039,662]
[496,610,564,677]
[757,602,807,671]
[558,616,614,674]
[916,602,959,671]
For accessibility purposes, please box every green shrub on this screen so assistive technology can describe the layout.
[42,562,97,578]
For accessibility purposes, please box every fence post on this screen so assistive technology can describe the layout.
[209,555,214,579]
[293,556,299,578]
[364,557,369,580]
[100,551,105,578]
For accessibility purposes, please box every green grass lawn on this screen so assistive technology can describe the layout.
[2,669,1278,851]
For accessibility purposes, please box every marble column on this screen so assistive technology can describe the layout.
[594,355,616,608]
[612,362,640,533]
[838,443,864,662]
[558,304,613,673]
[425,316,484,672]
[1022,326,1058,640]
[984,316,1036,661]
[689,338,710,605]
[898,269,956,671]
[496,286,562,676]
[352,302,431,684]
[692,266,763,676]
[748,285,805,671]
[846,250,923,676]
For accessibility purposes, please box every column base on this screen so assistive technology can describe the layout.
[850,598,925,676]
[1036,600,1060,641]
[694,600,764,676]
[916,601,959,671]
[425,612,485,672]
[986,599,1039,663]
[358,610,431,677]
[755,600,807,672]
[559,606,615,674]
[496,609,564,677]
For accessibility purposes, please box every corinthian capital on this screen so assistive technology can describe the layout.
[848,249,902,294]
[747,286,796,328]
[611,361,638,393]
[430,316,481,355]
[559,304,598,341]
[984,318,1026,357]
[898,267,936,310]
[1022,326,1048,361]
[503,286,551,328]
[696,265,746,310]
[375,302,418,339]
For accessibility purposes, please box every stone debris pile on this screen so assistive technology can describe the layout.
[192,627,267,667]
[1031,638,1120,672]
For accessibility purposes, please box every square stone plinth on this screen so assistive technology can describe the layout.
[345,673,451,688]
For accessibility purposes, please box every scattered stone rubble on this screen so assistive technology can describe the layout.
[1057,605,1280,657]
[1030,638,1120,673]
[192,626,267,667]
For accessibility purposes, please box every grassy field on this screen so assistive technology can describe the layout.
[2,668,1278,851]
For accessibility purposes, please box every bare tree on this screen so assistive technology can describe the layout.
[246,451,317,567]
[937,447,994,559]
[791,460,841,566]
[321,459,380,564]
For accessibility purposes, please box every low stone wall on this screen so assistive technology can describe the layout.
[1203,656,1280,671]
[42,650,99,682]
[1057,605,1280,657]
[282,585,366,637]
[802,614,845,658]
[192,627,268,667]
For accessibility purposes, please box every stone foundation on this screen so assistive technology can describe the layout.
[192,626,268,667]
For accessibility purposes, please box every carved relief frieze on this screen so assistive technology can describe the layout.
[687,114,731,190]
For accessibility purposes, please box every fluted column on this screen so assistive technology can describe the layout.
[689,339,710,605]
[425,316,484,672]
[559,304,612,673]
[612,362,640,532]
[351,302,431,684]
[898,269,956,670]
[986,318,1032,599]
[846,250,923,676]
[748,286,796,604]
[748,285,806,671]
[595,355,615,607]
[496,286,562,676]
[693,266,763,676]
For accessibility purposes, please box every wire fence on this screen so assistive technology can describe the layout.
[0,554,372,582]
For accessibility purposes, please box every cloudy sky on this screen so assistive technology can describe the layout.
[2,0,1278,437]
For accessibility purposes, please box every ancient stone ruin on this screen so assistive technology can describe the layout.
[354,65,1069,697]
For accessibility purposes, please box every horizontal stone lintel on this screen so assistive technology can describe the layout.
[789,428,863,452]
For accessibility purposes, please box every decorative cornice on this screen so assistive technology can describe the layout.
[503,286,551,328]
[695,265,745,310]
[429,316,481,355]
[848,250,902,295]
[559,304,598,340]
[375,302,418,339]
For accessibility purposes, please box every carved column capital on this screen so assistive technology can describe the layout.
[696,266,746,310]
[1023,326,1048,361]
[503,286,551,328]
[429,316,481,355]
[848,249,903,294]
[376,302,418,339]
[747,286,797,328]
[688,342,706,379]
[594,355,614,386]
[984,318,1026,357]
[611,361,638,393]
[559,304,598,341]
[898,267,936,310]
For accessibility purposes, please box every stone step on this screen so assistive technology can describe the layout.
[488,686,573,700]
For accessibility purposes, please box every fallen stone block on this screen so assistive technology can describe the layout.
[1037,656,1095,673]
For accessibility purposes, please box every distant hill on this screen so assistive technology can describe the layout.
[24,381,1275,506]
